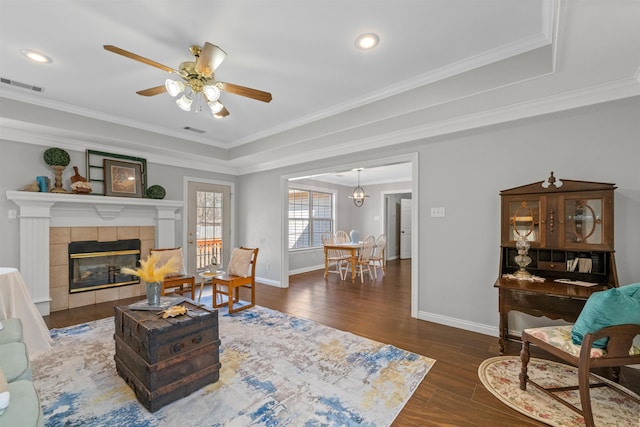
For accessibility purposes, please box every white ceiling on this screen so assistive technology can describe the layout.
[1,1,639,185]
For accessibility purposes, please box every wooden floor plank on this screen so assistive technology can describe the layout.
[44,259,639,426]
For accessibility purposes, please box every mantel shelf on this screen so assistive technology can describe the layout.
[6,190,183,209]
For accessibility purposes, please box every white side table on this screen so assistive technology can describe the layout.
[198,271,225,304]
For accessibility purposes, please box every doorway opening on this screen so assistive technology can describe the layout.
[281,152,419,317]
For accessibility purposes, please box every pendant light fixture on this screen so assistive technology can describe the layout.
[349,168,369,207]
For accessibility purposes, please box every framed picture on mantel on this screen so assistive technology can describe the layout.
[104,159,143,198]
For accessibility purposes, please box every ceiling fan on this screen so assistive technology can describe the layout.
[103,42,272,118]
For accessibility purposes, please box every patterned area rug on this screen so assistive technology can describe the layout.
[33,304,435,426]
[478,356,640,427]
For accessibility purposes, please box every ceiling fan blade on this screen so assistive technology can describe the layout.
[215,106,230,118]
[217,82,272,103]
[136,85,167,96]
[195,42,227,77]
[103,45,177,74]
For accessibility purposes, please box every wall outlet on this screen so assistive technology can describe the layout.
[431,207,446,217]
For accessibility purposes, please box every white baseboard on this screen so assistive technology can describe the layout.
[255,277,282,287]
[288,265,325,276]
[418,310,498,337]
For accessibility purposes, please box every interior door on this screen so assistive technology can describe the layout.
[400,198,412,259]
[186,181,231,275]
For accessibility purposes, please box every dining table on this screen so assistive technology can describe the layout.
[323,242,363,283]
[0,267,53,358]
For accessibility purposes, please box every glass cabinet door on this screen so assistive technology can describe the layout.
[507,199,541,244]
[563,198,603,246]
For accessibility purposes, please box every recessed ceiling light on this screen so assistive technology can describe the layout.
[20,49,52,64]
[355,33,379,50]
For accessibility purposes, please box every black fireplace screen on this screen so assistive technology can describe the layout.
[69,239,141,293]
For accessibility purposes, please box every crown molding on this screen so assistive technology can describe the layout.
[235,77,640,175]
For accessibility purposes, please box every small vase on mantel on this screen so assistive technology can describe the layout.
[50,165,67,193]
[146,281,162,306]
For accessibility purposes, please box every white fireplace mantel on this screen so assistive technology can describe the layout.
[6,191,184,315]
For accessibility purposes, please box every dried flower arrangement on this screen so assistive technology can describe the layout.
[121,253,181,283]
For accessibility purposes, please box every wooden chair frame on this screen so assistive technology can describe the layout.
[520,324,640,427]
[369,234,387,279]
[211,247,259,314]
[160,275,195,300]
[150,247,195,300]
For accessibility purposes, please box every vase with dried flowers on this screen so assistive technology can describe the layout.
[121,253,181,305]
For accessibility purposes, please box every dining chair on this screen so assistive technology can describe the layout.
[211,247,259,314]
[335,230,350,244]
[149,247,196,300]
[323,232,346,280]
[353,235,376,283]
[370,234,387,278]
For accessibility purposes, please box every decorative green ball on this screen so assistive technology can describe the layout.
[43,147,71,166]
[145,185,166,199]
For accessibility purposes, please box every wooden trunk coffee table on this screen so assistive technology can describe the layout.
[114,300,220,412]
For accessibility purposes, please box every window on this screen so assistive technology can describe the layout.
[288,188,334,249]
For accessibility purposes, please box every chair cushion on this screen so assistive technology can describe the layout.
[1,380,43,427]
[227,248,253,277]
[0,342,32,382]
[0,319,23,345]
[571,283,640,348]
[150,248,185,277]
[525,325,607,358]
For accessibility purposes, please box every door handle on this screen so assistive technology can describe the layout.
[188,240,194,244]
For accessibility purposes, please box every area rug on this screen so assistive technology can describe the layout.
[478,356,640,427]
[32,303,435,426]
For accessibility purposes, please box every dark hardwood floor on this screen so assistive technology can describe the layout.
[44,259,639,426]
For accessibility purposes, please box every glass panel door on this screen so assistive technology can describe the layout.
[564,198,603,245]
[187,181,231,274]
[507,199,541,243]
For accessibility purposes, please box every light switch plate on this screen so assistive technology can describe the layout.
[430,207,445,217]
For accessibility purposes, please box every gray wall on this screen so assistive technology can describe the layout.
[234,96,640,333]
[2,96,638,336]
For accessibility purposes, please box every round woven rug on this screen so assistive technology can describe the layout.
[478,356,640,427]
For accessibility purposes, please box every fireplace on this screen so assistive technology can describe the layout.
[69,239,141,293]
[7,190,182,314]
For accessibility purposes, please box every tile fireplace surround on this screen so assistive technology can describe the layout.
[6,191,183,315]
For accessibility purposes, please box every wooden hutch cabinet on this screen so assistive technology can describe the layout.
[494,172,618,353]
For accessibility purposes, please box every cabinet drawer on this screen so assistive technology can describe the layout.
[538,261,566,271]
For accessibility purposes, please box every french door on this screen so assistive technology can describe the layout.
[186,181,231,274]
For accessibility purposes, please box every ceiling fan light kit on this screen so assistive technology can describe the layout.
[203,84,221,102]
[176,94,193,111]
[208,100,224,115]
[103,42,272,119]
[164,79,185,97]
